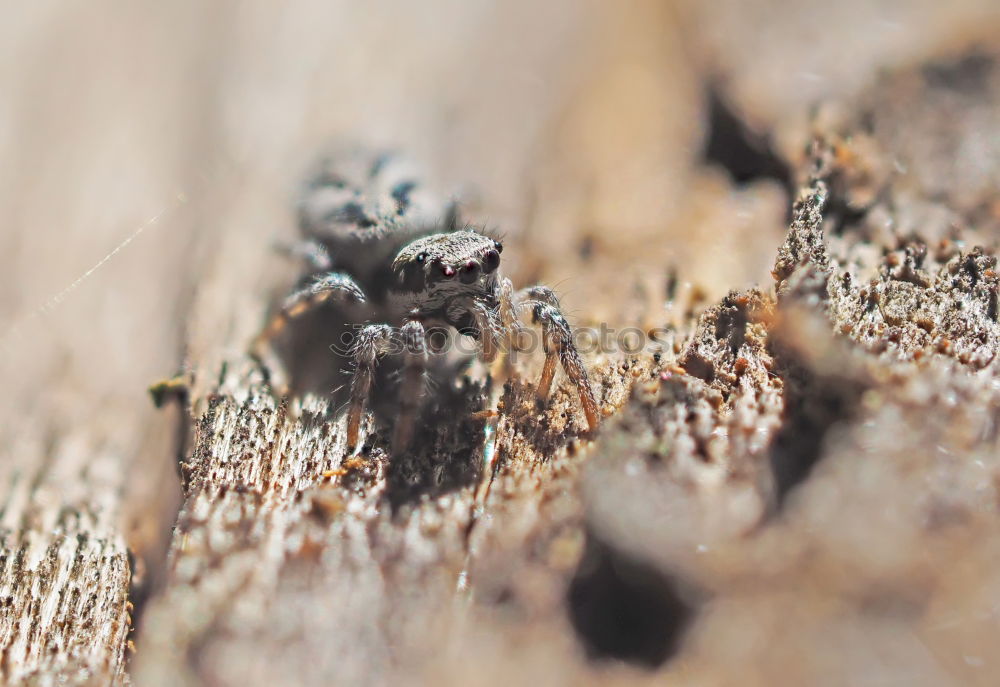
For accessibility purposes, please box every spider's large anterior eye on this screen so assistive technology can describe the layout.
[483,249,500,273]
[460,260,481,284]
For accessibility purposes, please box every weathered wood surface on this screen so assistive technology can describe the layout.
[0,439,132,686]
[0,5,208,684]
[135,45,1000,686]
[3,2,1000,686]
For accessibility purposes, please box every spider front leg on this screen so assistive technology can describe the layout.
[518,286,600,432]
[462,299,502,363]
[393,320,429,453]
[253,272,366,355]
[346,324,393,450]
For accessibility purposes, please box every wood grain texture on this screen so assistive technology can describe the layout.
[3,2,1000,686]
[0,443,131,686]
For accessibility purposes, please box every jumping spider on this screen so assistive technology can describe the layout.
[253,149,599,453]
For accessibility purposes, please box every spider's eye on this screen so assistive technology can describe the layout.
[483,249,500,273]
[416,252,427,264]
[460,260,481,284]
[493,240,503,254]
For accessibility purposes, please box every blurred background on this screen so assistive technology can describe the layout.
[1,0,999,682]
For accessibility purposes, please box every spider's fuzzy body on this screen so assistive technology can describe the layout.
[255,149,599,454]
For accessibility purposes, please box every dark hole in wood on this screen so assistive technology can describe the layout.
[568,532,697,668]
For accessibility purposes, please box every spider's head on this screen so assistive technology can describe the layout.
[391,231,502,294]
